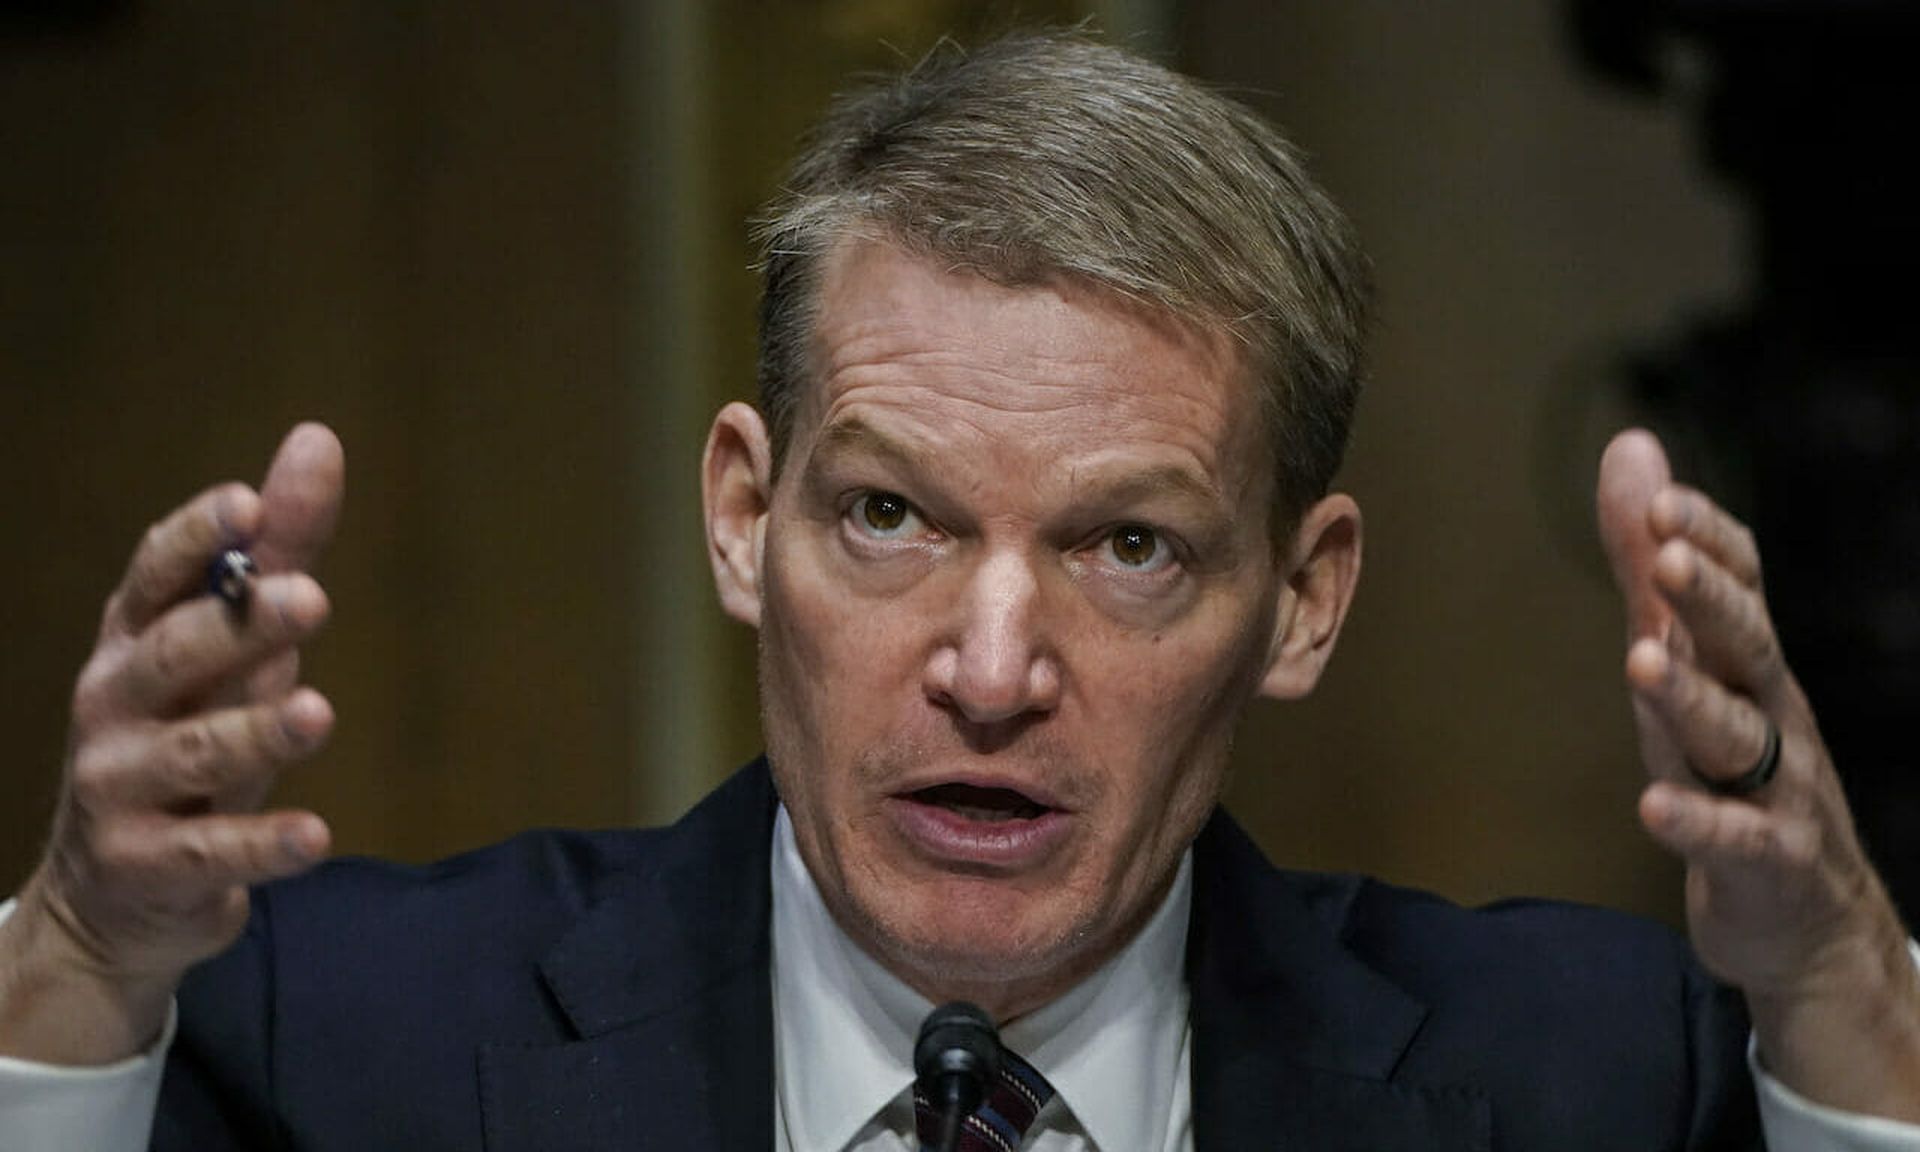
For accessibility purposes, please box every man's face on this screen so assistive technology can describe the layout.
[737,239,1301,1015]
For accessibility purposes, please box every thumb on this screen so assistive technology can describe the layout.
[252,423,345,575]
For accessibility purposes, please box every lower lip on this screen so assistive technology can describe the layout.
[886,795,1072,869]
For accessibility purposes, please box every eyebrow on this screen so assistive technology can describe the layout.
[812,416,929,471]
[813,414,1230,515]
[1070,462,1227,513]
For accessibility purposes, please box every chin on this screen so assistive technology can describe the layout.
[835,867,1114,1009]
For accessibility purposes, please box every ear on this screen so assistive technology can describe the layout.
[702,401,774,628]
[1258,493,1363,700]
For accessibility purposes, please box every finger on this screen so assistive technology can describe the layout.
[1649,486,1763,591]
[251,423,345,576]
[1639,780,1819,874]
[72,689,334,812]
[1627,637,1779,793]
[1652,538,1785,700]
[234,650,301,710]
[1596,428,1674,642]
[1630,691,1687,782]
[107,484,265,638]
[107,809,330,906]
[116,574,330,716]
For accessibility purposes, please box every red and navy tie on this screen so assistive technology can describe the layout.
[913,1046,1057,1152]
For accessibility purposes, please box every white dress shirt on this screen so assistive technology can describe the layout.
[769,806,1193,1152]
[2,847,1919,1150]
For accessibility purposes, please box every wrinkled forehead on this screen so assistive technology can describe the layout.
[787,237,1277,516]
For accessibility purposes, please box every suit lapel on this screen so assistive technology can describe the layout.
[469,769,1490,1152]
[478,764,780,1152]
[1188,813,1491,1152]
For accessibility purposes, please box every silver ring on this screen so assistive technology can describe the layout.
[1693,720,1780,798]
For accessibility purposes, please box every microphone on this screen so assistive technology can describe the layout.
[913,1001,1001,1152]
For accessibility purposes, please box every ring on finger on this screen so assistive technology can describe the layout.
[1691,718,1780,798]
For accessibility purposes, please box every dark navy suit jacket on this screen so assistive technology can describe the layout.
[154,760,1761,1150]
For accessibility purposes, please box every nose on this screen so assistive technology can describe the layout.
[924,548,1062,726]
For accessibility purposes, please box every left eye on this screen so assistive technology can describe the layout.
[1107,524,1171,572]
[850,491,922,539]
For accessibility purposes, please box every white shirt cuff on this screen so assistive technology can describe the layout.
[0,898,172,1152]
[0,1008,171,1152]
[1749,939,1920,1151]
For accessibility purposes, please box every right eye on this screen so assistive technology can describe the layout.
[849,491,922,539]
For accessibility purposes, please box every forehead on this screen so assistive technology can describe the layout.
[797,238,1270,504]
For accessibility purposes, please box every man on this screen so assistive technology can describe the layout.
[1,30,1916,1151]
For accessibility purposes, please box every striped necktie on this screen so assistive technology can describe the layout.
[913,1045,1057,1152]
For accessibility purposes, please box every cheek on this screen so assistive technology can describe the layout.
[759,527,926,768]
[1083,593,1270,748]
[1073,591,1272,826]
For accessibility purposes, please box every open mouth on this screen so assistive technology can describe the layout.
[909,782,1052,822]
[890,778,1071,866]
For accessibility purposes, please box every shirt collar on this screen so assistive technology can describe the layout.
[771,805,1192,1152]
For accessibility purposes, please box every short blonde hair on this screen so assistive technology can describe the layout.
[754,30,1372,531]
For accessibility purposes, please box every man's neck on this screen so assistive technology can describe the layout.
[769,804,1195,1152]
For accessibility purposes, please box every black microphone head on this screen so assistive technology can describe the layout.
[914,1001,1001,1116]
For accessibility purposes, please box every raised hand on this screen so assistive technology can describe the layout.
[1596,428,1920,1119]
[0,424,343,1065]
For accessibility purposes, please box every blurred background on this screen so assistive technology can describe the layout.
[5,1,1914,930]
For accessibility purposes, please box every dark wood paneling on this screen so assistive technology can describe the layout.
[0,4,633,884]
